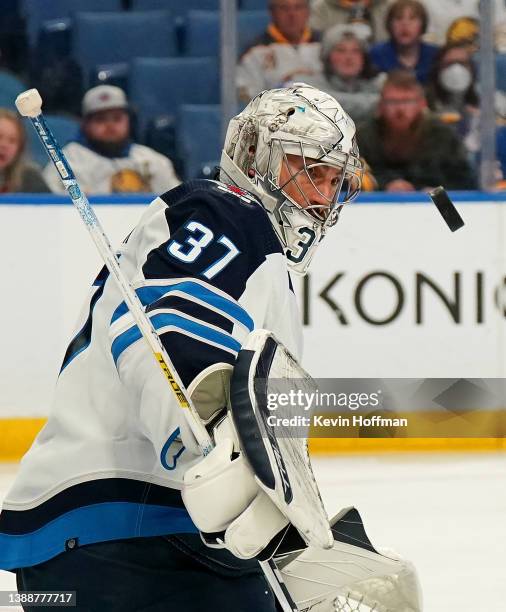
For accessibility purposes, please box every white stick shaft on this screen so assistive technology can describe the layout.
[28,111,213,456]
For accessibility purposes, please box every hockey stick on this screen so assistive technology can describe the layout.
[16,89,298,612]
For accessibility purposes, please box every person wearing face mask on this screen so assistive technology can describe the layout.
[427,42,506,159]
[426,43,479,147]
[43,85,180,195]
[0,108,49,193]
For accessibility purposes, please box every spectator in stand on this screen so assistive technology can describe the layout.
[295,24,386,123]
[421,0,506,49]
[426,43,480,153]
[309,0,391,43]
[427,42,506,166]
[43,85,180,195]
[0,109,49,193]
[369,0,439,85]
[357,70,476,191]
[237,0,322,101]
[445,17,479,54]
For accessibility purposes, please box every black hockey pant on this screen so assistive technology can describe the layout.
[16,533,279,611]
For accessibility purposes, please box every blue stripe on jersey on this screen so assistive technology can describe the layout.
[0,502,197,570]
[111,313,242,365]
[110,281,254,331]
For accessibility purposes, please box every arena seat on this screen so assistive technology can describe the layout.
[497,126,506,178]
[496,53,506,92]
[240,0,268,9]
[184,10,269,57]
[73,11,176,88]
[0,71,26,110]
[22,0,122,47]
[131,0,219,16]
[177,104,222,179]
[89,63,130,94]
[130,57,220,136]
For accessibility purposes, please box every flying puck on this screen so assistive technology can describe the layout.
[429,186,464,232]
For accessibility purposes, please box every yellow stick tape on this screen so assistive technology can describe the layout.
[155,352,190,408]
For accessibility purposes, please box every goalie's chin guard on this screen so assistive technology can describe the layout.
[230,329,333,550]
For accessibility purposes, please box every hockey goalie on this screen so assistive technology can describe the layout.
[0,84,421,611]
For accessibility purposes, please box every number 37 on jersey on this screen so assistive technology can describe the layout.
[167,220,240,280]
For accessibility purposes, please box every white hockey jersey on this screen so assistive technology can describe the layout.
[0,180,302,570]
[43,140,180,195]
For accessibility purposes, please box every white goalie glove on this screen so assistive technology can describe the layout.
[183,327,333,560]
[182,411,289,559]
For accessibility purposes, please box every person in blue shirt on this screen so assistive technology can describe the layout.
[369,0,439,84]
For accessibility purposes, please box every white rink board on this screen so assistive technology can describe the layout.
[297,201,506,378]
[1,196,505,416]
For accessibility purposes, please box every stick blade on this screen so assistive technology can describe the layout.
[429,186,465,232]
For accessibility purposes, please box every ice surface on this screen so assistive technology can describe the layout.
[1,454,505,611]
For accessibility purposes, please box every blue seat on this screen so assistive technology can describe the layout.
[91,62,130,92]
[73,11,177,87]
[130,0,220,51]
[22,0,122,47]
[198,159,221,178]
[497,126,506,178]
[131,0,219,17]
[27,115,80,168]
[130,57,220,135]
[240,0,268,9]
[184,10,269,57]
[496,53,506,92]
[145,115,181,175]
[0,70,27,109]
[177,105,222,179]
[37,18,73,65]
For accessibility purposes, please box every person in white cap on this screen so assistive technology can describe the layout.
[43,85,180,194]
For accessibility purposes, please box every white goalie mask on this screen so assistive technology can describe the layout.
[220,84,363,275]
